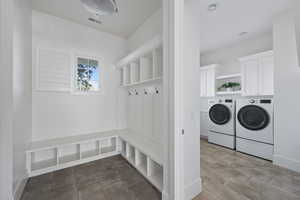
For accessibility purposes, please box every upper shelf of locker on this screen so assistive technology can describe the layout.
[116,35,162,69]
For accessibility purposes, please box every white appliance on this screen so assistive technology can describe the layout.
[236,98,274,160]
[208,99,235,149]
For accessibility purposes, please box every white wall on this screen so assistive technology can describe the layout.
[32,11,127,142]
[0,0,14,199]
[201,32,273,75]
[13,0,32,199]
[182,0,201,198]
[127,9,162,52]
[273,11,300,172]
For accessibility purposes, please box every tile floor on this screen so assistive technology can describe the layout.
[22,140,300,200]
[21,155,161,200]
[194,140,300,200]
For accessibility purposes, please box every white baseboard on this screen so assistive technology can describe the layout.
[273,154,300,173]
[184,178,202,200]
[162,190,169,200]
[14,177,28,200]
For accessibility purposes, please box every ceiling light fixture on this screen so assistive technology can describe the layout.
[208,3,218,11]
[80,0,118,16]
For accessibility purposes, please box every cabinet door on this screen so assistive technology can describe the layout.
[241,57,259,96]
[259,54,274,95]
[200,69,207,97]
[206,68,215,97]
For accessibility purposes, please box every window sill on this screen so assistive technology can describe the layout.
[71,91,103,96]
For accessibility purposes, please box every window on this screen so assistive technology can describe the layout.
[76,57,100,92]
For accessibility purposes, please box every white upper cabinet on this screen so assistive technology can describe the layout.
[200,65,217,97]
[259,52,274,95]
[239,51,274,96]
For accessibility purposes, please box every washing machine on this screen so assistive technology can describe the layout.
[208,99,235,149]
[236,98,274,160]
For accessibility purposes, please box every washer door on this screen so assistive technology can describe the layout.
[238,105,269,131]
[209,104,231,125]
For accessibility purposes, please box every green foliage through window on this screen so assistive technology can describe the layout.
[76,57,100,91]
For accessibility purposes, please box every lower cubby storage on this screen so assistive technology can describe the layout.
[30,148,58,172]
[27,130,163,192]
[100,137,117,154]
[58,144,80,164]
[147,158,163,191]
[81,140,100,159]
[135,150,147,176]
[27,132,120,177]
[120,138,163,192]
[120,139,127,157]
[126,144,136,165]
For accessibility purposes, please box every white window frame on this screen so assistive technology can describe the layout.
[72,54,103,95]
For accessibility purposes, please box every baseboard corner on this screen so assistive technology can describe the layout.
[13,177,28,200]
[184,177,202,200]
[273,154,300,173]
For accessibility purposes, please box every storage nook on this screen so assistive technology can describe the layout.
[118,36,163,87]
[26,35,164,192]
[27,131,119,177]
[115,35,164,191]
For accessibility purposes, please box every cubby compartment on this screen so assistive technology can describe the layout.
[120,68,124,86]
[31,148,58,171]
[125,64,131,85]
[58,144,80,164]
[135,150,147,175]
[126,144,136,164]
[147,158,163,191]
[120,139,127,157]
[153,46,163,78]
[81,140,100,159]
[100,137,117,154]
[140,54,154,81]
[130,61,140,83]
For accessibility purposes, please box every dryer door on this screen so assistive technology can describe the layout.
[209,104,231,125]
[237,105,269,131]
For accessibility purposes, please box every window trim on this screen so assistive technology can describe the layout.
[72,54,103,95]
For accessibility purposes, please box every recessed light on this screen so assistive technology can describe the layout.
[208,3,218,11]
[239,32,248,36]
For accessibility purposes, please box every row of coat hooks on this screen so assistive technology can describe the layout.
[128,86,161,96]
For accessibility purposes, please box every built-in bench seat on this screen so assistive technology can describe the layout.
[26,129,163,191]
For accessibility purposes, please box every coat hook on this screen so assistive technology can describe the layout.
[135,90,139,95]
[144,89,148,95]
[155,88,159,94]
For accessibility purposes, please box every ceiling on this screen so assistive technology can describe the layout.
[32,0,162,38]
[199,0,292,52]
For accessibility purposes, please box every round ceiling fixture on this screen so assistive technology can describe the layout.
[80,0,118,16]
[208,3,218,11]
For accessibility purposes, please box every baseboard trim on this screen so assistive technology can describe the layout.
[184,178,202,200]
[14,177,28,200]
[200,135,208,140]
[162,190,169,200]
[273,154,300,173]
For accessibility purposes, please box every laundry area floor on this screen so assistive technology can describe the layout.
[21,155,161,200]
[194,140,300,200]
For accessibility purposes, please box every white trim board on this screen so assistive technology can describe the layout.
[273,154,300,173]
[184,178,202,200]
[13,178,28,200]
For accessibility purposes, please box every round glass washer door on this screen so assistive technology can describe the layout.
[238,105,269,131]
[209,104,231,125]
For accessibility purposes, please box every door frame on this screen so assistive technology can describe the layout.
[0,0,14,199]
[163,0,185,199]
